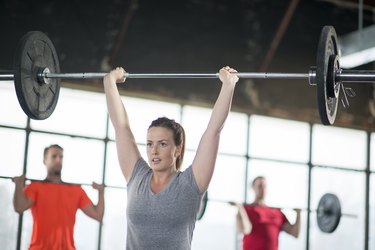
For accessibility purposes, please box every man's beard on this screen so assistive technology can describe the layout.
[48,166,62,176]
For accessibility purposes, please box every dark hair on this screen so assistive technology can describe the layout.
[149,117,185,171]
[43,144,64,158]
[252,176,265,187]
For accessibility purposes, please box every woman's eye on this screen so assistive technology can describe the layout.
[146,143,152,147]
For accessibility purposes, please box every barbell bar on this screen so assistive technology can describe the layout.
[1,26,374,124]
[2,70,375,81]
[213,200,356,218]
[197,192,357,233]
[0,72,310,80]
[27,70,375,82]
[0,175,122,189]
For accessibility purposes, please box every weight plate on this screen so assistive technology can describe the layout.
[13,31,60,120]
[317,193,341,233]
[316,26,339,125]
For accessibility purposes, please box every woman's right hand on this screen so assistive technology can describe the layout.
[104,67,126,84]
[219,66,239,86]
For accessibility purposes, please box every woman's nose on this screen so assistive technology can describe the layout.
[151,145,158,154]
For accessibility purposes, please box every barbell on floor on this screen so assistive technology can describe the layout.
[197,192,357,234]
[0,26,374,124]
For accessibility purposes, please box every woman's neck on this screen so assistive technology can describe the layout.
[152,169,176,184]
[150,168,177,193]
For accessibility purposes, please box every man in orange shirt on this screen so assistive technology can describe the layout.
[12,144,105,250]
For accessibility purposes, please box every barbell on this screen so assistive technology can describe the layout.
[197,192,357,234]
[1,175,120,189]
[0,26,374,124]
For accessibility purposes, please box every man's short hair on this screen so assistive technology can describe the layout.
[43,144,64,158]
[252,176,265,187]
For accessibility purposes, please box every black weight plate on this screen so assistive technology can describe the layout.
[197,191,208,221]
[13,31,60,120]
[317,193,341,233]
[316,26,339,125]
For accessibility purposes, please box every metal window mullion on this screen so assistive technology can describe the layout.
[16,118,31,250]
[97,114,110,250]
[364,131,371,250]
[306,123,313,250]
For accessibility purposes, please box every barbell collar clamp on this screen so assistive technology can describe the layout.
[308,67,317,85]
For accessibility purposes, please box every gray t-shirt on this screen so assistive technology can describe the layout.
[126,158,204,250]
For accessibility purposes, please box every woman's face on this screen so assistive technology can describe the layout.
[146,127,181,172]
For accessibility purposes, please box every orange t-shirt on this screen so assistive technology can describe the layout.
[24,181,92,250]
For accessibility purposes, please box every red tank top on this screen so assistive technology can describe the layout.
[242,205,288,250]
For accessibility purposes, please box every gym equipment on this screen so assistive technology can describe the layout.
[202,192,357,233]
[0,26,373,124]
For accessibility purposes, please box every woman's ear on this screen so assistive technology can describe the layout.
[175,145,182,157]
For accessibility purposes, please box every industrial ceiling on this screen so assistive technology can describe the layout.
[1,0,375,130]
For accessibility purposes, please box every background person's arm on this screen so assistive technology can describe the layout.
[12,175,33,213]
[281,208,301,238]
[236,204,252,234]
[81,182,105,222]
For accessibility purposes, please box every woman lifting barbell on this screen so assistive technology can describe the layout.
[103,65,239,249]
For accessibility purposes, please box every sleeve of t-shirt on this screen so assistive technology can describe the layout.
[181,165,202,195]
[127,157,151,186]
[24,182,38,203]
[78,187,93,209]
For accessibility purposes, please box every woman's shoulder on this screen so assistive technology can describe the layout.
[128,157,152,184]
